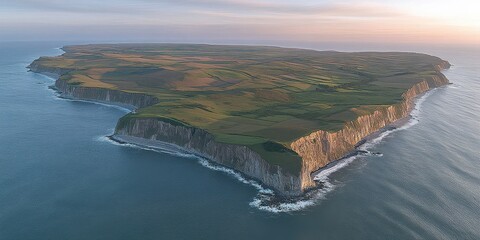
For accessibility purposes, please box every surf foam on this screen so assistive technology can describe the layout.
[93,89,436,213]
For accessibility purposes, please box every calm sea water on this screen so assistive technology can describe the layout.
[0,42,479,239]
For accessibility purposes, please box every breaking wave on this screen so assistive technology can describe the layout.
[95,135,276,196]
[53,95,132,113]
[46,83,132,113]
[94,90,436,213]
[95,135,198,159]
[95,135,132,147]
[247,89,437,213]
[198,159,273,195]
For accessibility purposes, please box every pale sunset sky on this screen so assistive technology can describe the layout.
[1,0,479,46]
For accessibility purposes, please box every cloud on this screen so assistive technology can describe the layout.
[0,0,478,45]
[0,0,408,28]
[157,0,406,18]
[0,0,149,14]
[2,0,404,18]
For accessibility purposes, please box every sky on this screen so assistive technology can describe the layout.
[1,0,479,47]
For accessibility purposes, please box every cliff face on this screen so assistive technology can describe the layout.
[114,118,301,195]
[114,118,303,196]
[113,63,449,195]
[290,64,451,190]
[28,63,159,109]
[28,61,71,78]
[29,58,450,197]
[53,79,159,109]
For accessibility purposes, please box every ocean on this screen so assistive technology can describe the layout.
[0,42,479,239]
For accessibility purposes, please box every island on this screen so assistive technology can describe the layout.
[28,44,450,197]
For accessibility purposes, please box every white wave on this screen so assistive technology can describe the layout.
[46,86,59,94]
[314,156,357,181]
[55,97,132,112]
[358,89,435,152]
[247,157,363,213]
[95,135,199,159]
[247,156,357,213]
[250,195,318,213]
[37,72,132,113]
[92,89,437,213]
[407,90,435,122]
[279,90,437,213]
[444,82,461,89]
[198,159,273,194]
[249,177,340,213]
[358,130,393,151]
[46,88,132,113]
[199,157,338,213]
[95,135,130,146]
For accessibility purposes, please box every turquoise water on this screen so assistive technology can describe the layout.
[0,42,479,239]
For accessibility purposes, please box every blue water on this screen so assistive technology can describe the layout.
[0,42,479,239]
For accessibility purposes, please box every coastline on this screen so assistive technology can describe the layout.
[28,59,451,202]
[33,70,288,198]
[290,68,451,192]
[4,42,480,239]
[36,71,138,112]
[310,87,443,179]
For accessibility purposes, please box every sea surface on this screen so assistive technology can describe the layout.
[0,42,479,239]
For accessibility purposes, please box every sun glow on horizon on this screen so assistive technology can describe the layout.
[399,0,480,29]
[0,0,479,45]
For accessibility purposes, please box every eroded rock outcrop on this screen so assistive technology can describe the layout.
[290,63,451,190]
[28,63,159,109]
[113,118,303,196]
[28,60,71,78]
[29,58,450,197]
[53,79,159,109]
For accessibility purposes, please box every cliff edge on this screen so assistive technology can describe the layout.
[28,46,451,197]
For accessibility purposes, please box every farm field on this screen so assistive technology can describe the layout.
[33,44,447,171]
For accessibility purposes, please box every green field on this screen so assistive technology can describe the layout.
[33,44,447,172]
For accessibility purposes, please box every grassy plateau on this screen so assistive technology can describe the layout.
[33,44,447,173]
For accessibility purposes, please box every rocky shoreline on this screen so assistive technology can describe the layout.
[291,66,451,191]
[28,60,451,197]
